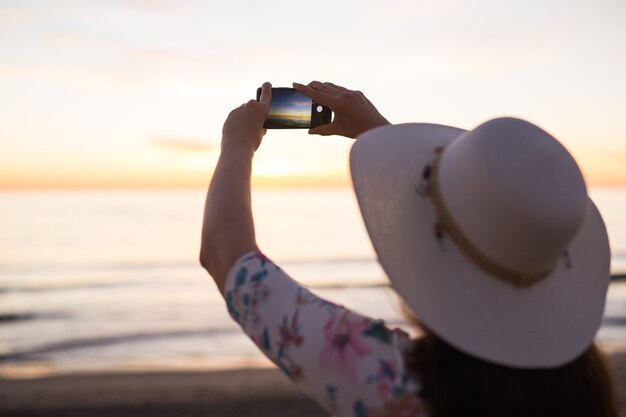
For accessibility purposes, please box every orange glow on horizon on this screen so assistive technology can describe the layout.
[0,165,352,189]
[0,137,623,190]
[570,147,626,188]
[0,176,352,190]
[1,161,624,189]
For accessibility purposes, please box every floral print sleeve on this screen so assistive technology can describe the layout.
[224,251,429,417]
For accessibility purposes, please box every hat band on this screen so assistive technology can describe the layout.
[428,148,553,288]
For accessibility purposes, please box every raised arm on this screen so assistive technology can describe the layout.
[199,82,271,294]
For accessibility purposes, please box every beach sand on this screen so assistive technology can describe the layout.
[1,351,625,417]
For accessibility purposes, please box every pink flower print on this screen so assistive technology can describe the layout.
[250,251,271,266]
[279,311,304,351]
[251,251,268,260]
[259,285,270,301]
[296,288,311,306]
[375,359,397,401]
[286,362,304,382]
[378,380,391,401]
[319,313,371,382]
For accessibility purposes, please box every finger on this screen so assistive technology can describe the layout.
[293,82,335,107]
[309,122,335,136]
[259,82,272,107]
[308,80,342,95]
[324,82,350,92]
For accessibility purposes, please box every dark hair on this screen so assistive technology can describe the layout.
[407,329,618,417]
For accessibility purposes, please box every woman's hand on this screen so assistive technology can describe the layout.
[221,82,271,152]
[293,81,389,139]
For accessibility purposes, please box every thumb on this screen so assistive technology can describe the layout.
[309,123,335,136]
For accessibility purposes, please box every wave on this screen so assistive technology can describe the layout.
[0,280,140,294]
[0,313,38,323]
[0,280,388,295]
[308,281,387,289]
[0,256,380,273]
[0,311,71,323]
[0,260,197,275]
[3,313,624,364]
[2,252,625,274]
[1,254,624,293]
[0,257,384,293]
[0,327,238,363]
[603,316,626,327]
[2,252,625,273]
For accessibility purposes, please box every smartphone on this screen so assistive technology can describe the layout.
[256,87,332,129]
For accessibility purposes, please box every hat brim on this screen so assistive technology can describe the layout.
[350,123,610,368]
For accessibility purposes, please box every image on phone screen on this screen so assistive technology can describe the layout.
[257,87,332,129]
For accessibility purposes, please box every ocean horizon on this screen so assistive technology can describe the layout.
[1,187,625,378]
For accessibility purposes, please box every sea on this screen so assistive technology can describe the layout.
[1,187,625,378]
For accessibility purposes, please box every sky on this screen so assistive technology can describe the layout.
[269,90,311,117]
[0,0,625,188]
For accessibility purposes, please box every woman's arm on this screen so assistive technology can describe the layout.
[199,82,271,294]
[224,253,423,416]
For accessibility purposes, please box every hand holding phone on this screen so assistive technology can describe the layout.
[256,87,332,129]
[221,82,271,152]
[293,81,389,138]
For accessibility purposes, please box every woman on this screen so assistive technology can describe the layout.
[200,81,618,417]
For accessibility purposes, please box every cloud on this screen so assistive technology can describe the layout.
[44,28,195,62]
[149,138,218,152]
[0,5,51,24]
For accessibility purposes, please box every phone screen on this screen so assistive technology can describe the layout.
[257,87,332,129]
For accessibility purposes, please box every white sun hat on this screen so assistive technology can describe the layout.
[350,117,610,368]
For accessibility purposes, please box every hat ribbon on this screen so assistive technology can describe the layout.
[426,147,554,288]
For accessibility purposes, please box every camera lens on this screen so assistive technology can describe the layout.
[316,105,323,113]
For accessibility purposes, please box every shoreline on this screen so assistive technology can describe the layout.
[0,367,326,417]
[1,351,625,417]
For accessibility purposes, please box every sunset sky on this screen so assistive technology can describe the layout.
[268,90,311,117]
[0,0,625,188]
